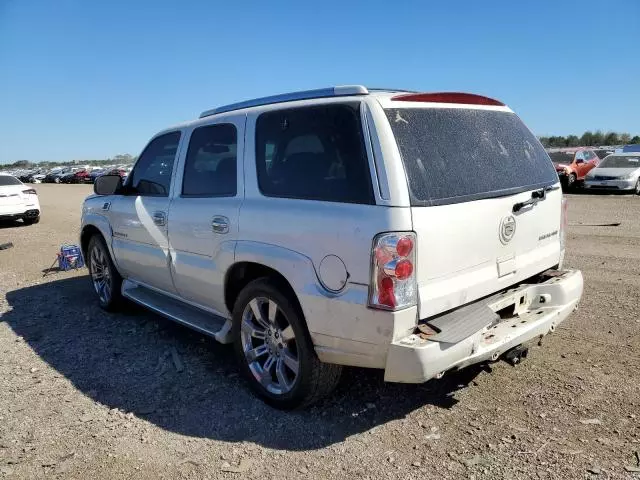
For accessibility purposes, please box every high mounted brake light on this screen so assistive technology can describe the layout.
[391,92,505,106]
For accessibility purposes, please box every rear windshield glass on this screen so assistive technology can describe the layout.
[385,108,558,206]
[599,155,640,168]
[0,175,22,186]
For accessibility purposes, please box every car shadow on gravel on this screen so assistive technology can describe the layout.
[3,275,484,451]
[0,219,27,229]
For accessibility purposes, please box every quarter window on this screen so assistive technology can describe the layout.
[182,124,237,197]
[129,131,181,196]
[255,103,374,204]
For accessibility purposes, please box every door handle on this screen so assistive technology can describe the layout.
[153,211,167,226]
[211,216,229,234]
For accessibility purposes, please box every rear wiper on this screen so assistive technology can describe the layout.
[512,187,553,213]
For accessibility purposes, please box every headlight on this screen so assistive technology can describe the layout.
[624,172,637,180]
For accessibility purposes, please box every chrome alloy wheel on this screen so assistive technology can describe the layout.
[240,297,299,395]
[90,244,112,304]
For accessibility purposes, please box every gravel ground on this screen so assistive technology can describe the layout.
[1,184,639,479]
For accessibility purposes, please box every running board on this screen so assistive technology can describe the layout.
[121,281,232,344]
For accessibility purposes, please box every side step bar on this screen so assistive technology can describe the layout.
[121,280,233,344]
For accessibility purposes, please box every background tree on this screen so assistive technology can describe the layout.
[565,135,580,147]
[581,131,594,146]
[630,135,640,144]
[10,160,31,168]
[592,130,604,146]
[604,131,620,145]
[620,133,631,144]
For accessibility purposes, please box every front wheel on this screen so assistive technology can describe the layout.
[232,278,342,409]
[565,173,576,190]
[22,216,39,225]
[87,235,123,311]
[635,179,640,195]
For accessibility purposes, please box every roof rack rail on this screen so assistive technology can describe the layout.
[367,87,419,93]
[199,85,369,118]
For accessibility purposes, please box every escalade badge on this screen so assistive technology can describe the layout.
[499,215,516,244]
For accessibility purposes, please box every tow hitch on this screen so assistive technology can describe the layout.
[503,345,529,366]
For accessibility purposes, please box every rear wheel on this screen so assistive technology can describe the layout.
[87,235,123,311]
[232,278,342,409]
[22,216,39,225]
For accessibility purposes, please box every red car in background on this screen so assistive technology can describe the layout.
[549,148,599,189]
[61,169,90,184]
[109,168,127,177]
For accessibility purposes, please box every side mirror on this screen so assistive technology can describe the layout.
[94,174,123,195]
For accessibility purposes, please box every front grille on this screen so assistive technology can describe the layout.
[592,175,618,181]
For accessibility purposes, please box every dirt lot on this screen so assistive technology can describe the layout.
[1,184,639,479]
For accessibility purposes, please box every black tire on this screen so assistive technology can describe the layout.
[635,179,640,196]
[54,177,61,184]
[86,235,123,311]
[232,278,342,409]
[566,173,576,190]
[22,216,40,225]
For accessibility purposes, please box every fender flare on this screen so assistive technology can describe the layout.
[80,213,122,273]
[233,240,323,321]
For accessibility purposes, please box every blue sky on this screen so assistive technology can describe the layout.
[1,0,638,163]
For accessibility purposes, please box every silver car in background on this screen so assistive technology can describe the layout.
[584,153,640,194]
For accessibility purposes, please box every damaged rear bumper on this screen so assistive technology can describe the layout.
[384,269,583,383]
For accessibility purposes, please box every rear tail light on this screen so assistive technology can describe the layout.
[560,197,568,250]
[22,188,37,195]
[369,232,417,310]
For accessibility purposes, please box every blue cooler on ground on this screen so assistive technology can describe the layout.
[58,244,84,271]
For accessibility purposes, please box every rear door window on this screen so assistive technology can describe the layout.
[385,108,558,206]
[255,102,374,204]
[182,124,237,197]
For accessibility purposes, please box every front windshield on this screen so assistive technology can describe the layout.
[599,155,640,168]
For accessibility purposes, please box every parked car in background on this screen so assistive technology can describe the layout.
[108,168,127,178]
[622,144,640,153]
[0,173,40,224]
[584,153,640,194]
[549,148,599,189]
[88,169,106,183]
[30,173,46,183]
[17,170,36,183]
[61,169,90,184]
[26,170,47,183]
[82,85,583,408]
[44,168,70,183]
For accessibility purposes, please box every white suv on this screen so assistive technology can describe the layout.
[81,86,583,409]
[0,173,41,225]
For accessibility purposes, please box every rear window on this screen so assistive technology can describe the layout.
[0,175,22,186]
[386,108,558,206]
[599,155,640,168]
